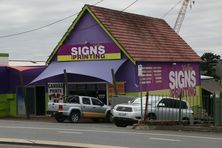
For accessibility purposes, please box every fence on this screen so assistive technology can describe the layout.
[111,93,222,126]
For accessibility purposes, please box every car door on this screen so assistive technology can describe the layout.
[91,97,106,118]
[156,98,176,121]
[65,96,81,112]
[81,97,93,118]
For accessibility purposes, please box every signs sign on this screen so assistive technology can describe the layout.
[138,63,200,97]
[57,43,121,61]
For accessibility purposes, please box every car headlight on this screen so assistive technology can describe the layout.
[113,105,118,110]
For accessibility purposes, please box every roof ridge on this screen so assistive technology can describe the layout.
[86,4,164,22]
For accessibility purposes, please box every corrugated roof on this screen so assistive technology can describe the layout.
[88,5,201,62]
[201,79,222,93]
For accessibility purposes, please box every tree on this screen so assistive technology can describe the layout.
[215,60,222,83]
[201,52,221,79]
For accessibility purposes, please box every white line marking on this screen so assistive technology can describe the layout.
[57,131,82,134]
[0,138,128,148]
[1,125,222,141]
[150,137,181,142]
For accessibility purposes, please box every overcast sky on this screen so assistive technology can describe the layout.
[0,0,221,62]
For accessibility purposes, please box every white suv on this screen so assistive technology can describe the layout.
[112,96,193,127]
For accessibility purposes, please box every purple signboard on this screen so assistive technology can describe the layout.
[57,43,121,61]
[139,63,200,97]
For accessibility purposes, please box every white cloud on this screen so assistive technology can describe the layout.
[0,0,221,61]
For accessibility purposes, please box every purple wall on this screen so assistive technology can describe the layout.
[0,67,46,94]
[64,12,112,45]
[116,60,139,92]
[136,62,200,96]
[51,11,119,63]
[0,67,9,93]
[116,61,200,96]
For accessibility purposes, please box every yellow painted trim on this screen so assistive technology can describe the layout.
[105,53,121,59]
[57,53,121,62]
[125,86,202,107]
[83,112,106,118]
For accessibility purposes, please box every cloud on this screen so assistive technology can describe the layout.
[0,0,221,61]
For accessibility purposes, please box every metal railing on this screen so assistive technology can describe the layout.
[111,93,222,126]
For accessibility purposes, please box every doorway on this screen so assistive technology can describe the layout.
[36,86,45,115]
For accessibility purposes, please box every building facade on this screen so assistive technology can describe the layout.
[0,5,202,117]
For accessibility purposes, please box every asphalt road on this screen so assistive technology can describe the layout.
[0,144,55,148]
[0,119,222,148]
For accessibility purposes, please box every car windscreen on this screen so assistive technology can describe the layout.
[132,97,151,105]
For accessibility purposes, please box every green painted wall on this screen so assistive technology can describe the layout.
[125,86,202,108]
[0,53,9,57]
[0,94,16,117]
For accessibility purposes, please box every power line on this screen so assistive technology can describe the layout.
[0,0,105,39]
[3,0,138,62]
[161,0,183,18]
[71,0,139,32]
[122,0,138,12]
[0,0,138,39]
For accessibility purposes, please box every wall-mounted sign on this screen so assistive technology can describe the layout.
[138,63,200,97]
[57,43,121,61]
[168,64,197,97]
[138,64,143,77]
[48,83,64,103]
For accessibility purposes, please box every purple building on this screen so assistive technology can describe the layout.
[33,5,201,106]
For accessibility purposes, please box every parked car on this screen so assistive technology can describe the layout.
[112,96,194,127]
[47,95,112,123]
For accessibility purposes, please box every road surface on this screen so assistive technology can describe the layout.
[0,119,222,148]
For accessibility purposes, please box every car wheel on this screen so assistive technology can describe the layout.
[55,114,66,123]
[182,117,190,125]
[69,111,80,123]
[114,121,127,127]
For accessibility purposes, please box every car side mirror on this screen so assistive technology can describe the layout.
[158,103,165,107]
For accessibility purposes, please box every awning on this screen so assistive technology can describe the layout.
[201,79,222,93]
[30,59,126,84]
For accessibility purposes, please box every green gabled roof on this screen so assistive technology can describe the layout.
[46,5,135,64]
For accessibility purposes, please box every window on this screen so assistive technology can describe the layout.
[92,98,103,106]
[68,96,80,104]
[82,97,91,105]
[158,99,171,108]
[180,101,188,109]
[158,98,188,109]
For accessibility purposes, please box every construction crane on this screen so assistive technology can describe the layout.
[174,0,195,33]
